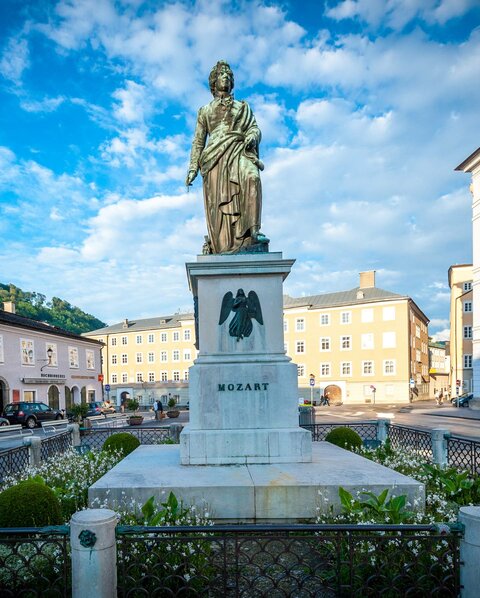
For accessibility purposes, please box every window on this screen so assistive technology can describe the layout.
[23,390,36,402]
[383,306,396,321]
[297,364,305,377]
[416,349,421,362]
[340,335,351,350]
[136,373,143,383]
[296,341,305,354]
[361,333,374,350]
[184,350,191,361]
[320,363,331,376]
[148,352,155,363]
[68,346,79,368]
[161,351,167,362]
[415,325,421,338]
[463,282,472,292]
[320,313,330,326]
[148,372,155,382]
[122,373,128,383]
[464,354,473,368]
[341,362,352,376]
[362,361,374,375]
[295,318,305,332]
[283,319,288,332]
[173,350,180,361]
[136,335,143,344]
[148,333,155,343]
[184,370,189,381]
[136,352,143,364]
[184,329,191,341]
[86,350,95,369]
[111,337,117,346]
[161,332,167,342]
[112,354,118,365]
[161,371,168,382]
[20,338,35,366]
[382,332,396,348]
[384,359,396,375]
[173,371,180,381]
[111,373,117,384]
[121,354,128,364]
[464,326,473,339]
[121,336,128,345]
[320,337,330,351]
[361,308,373,323]
[173,331,180,341]
[341,311,351,324]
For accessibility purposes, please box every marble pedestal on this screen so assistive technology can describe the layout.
[89,443,425,522]
[180,253,312,465]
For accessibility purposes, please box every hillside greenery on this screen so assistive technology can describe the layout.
[0,283,105,334]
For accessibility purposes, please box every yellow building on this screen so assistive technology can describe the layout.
[84,314,197,408]
[448,264,473,395]
[284,271,429,404]
[86,271,429,406]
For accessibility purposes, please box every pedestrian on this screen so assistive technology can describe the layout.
[155,399,164,420]
[153,399,159,420]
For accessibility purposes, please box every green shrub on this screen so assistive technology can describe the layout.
[0,480,62,527]
[167,398,176,408]
[325,427,363,451]
[102,432,140,456]
[127,398,139,411]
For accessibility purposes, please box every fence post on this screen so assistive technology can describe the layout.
[22,436,42,467]
[68,423,81,447]
[376,419,390,444]
[170,423,183,443]
[459,506,480,597]
[431,428,449,468]
[70,508,117,598]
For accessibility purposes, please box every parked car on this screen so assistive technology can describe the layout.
[86,401,115,417]
[0,417,10,426]
[2,402,64,429]
[450,393,473,408]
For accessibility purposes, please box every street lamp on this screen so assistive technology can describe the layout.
[40,347,54,371]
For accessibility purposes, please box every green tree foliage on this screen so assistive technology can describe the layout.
[0,283,105,334]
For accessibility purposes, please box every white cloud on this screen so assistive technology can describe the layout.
[112,80,151,123]
[0,36,29,84]
[20,96,65,112]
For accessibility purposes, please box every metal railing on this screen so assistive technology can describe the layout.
[447,436,480,475]
[40,431,72,461]
[0,526,70,597]
[116,523,461,597]
[301,422,378,442]
[80,426,172,450]
[0,445,30,480]
[387,423,434,461]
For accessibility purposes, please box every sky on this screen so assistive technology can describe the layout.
[0,0,479,338]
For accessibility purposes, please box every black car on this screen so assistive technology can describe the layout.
[451,393,473,408]
[2,402,64,428]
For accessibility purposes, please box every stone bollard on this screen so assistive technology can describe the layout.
[68,423,81,447]
[459,506,480,597]
[169,423,183,443]
[376,419,390,444]
[23,436,42,467]
[431,428,449,468]
[71,509,117,598]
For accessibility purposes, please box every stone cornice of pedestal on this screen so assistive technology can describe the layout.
[194,352,292,364]
[185,252,295,294]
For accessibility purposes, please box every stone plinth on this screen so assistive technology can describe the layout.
[89,443,425,522]
[181,253,312,465]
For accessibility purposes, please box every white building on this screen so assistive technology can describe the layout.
[0,301,104,412]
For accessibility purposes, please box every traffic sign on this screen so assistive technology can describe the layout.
[309,378,315,386]
[105,384,111,392]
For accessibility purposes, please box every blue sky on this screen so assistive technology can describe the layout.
[0,0,479,337]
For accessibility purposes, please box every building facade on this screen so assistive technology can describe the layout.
[0,302,103,413]
[456,148,480,398]
[448,264,473,395]
[84,314,197,408]
[428,340,450,399]
[284,271,429,404]
[86,271,429,406]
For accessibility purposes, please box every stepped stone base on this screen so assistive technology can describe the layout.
[89,442,424,522]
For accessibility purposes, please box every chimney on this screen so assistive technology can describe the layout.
[359,271,376,289]
[122,318,129,329]
[3,301,15,314]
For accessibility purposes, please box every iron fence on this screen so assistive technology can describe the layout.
[40,431,72,461]
[116,523,461,597]
[387,424,433,462]
[80,426,172,450]
[302,422,378,442]
[447,436,480,475]
[0,526,70,597]
[0,445,29,481]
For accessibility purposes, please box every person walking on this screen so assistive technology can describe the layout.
[155,399,164,420]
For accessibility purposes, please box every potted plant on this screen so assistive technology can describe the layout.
[70,404,89,433]
[166,397,180,419]
[127,399,144,426]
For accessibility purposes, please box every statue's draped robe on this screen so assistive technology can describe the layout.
[188,97,262,254]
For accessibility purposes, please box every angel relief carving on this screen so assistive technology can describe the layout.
[218,289,263,341]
